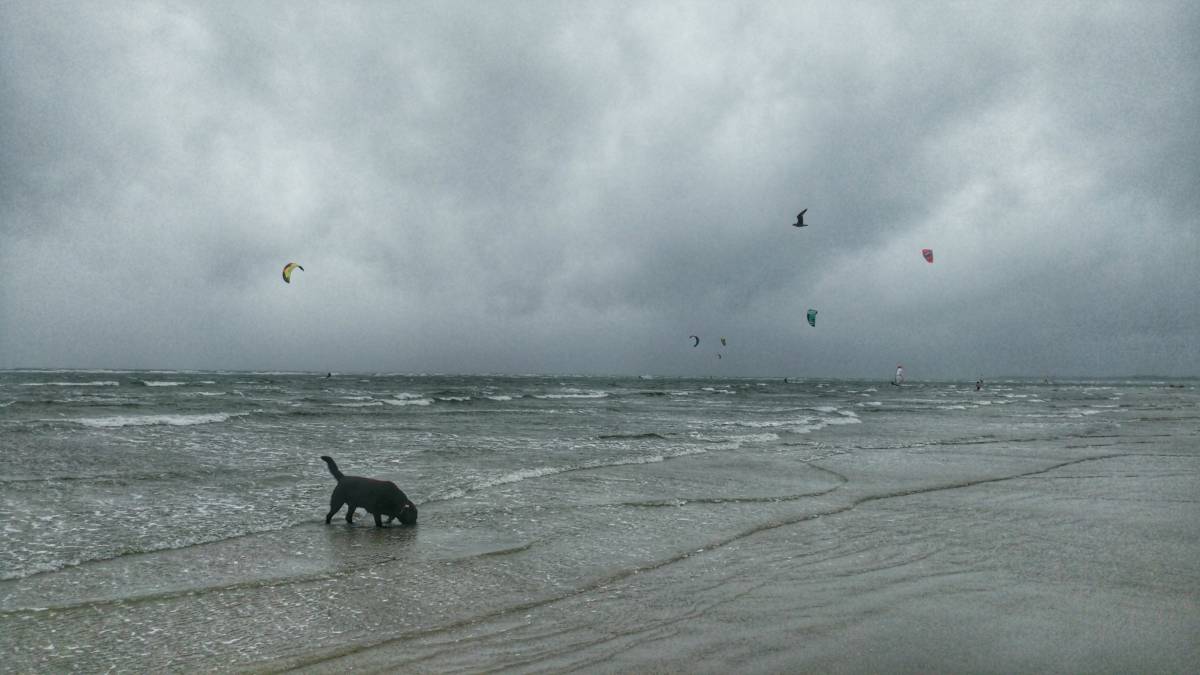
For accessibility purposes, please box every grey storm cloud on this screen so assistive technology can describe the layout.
[2,2,1197,377]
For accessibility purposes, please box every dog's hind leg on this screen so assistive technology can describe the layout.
[373,512,384,527]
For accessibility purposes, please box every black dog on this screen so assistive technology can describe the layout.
[321,456,418,527]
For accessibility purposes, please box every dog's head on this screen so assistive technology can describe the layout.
[388,491,418,525]
[396,501,418,525]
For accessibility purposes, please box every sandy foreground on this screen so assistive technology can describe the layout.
[268,423,1199,674]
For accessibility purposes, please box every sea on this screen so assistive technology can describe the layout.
[1,370,1197,673]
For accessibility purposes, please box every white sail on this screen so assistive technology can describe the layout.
[894,365,904,385]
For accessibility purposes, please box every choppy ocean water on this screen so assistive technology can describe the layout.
[1,371,1197,672]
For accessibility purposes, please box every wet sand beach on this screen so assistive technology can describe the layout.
[278,420,1199,673]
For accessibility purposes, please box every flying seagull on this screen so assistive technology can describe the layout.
[793,209,809,227]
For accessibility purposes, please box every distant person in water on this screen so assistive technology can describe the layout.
[976,379,983,391]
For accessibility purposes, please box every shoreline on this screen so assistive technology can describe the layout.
[269,432,1200,673]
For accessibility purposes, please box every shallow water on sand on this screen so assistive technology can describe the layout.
[1,372,1197,672]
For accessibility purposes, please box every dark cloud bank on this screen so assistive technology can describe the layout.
[2,2,1197,377]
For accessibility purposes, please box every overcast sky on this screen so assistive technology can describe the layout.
[2,2,1197,378]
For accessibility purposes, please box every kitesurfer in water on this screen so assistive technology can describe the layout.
[976,379,983,391]
[793,209,808,227]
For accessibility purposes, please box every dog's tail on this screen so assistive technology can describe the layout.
[320,455,343,481]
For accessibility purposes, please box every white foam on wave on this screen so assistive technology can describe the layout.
[792,416,863,433]
[1,558,72,582]
[433,466,569,500]
[536,391,609,399]
[486,395,515,401]
[141,381,187,387]
[482,466,560,487]
[433,446,712,500]
[722,420,787,429]
[333,401,384,408]
[71,412,249,428]
[693,431,781,445]
[382,398,433,406]
[21,381,120,387]
[719,406,861,434]
[734,429,782,441]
